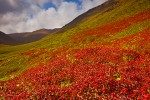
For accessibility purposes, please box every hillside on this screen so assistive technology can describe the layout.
[61,0,117,32]
[8,28,60,44]
[0,31,19,45]
[0,0,150,99]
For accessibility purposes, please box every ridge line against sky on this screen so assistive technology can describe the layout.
[0,0,107,34]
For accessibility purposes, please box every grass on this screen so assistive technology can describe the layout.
[100,20,150,43]
[0,0,150,81]
[75,0,150,31]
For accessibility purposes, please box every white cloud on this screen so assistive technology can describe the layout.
[7,0,19,8]
[51,0,64,7]
[0,0,107,34]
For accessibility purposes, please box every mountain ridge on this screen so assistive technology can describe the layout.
[8,28,60,44]
[60,0,117,32]
[0,31,19,45]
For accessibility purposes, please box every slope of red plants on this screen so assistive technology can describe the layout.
[72,9,150,43]
[0,5,150,100]
[0,46,150,99]
[96,28,150,51]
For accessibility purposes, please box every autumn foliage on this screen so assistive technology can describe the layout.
[0,46,150,99]
[0,4,150,100]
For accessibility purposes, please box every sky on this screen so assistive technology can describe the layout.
[0,0,107,34]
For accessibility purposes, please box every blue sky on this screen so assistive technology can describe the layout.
[0,0,107,34]
[64,0,82,4]
[43,0,82,10]
[43,2,57,10]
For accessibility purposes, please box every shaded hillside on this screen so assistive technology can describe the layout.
[61,0,117,32]
[0,0,150,99]
[8,28,60,44]
[0,31,19,45]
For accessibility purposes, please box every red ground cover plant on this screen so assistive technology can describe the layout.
[21,48,48,56]
[72,9,150,43]
[0,7,150,100]
[0,47,150,99]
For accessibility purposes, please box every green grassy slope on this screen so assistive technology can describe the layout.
[0,0,150,81]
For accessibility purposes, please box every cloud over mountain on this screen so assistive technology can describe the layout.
[0,0,107,34]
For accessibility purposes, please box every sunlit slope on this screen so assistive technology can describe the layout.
[37,0,150,49]
[0,0,150,81]
[0,0,150,99]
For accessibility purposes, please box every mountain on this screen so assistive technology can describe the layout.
[8,28,60,44]
[0,31,19,45]
[0,0,150,99]
[61,0,117,32]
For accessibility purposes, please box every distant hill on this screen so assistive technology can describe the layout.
[8,28,60,44]
[0,31,19,45]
